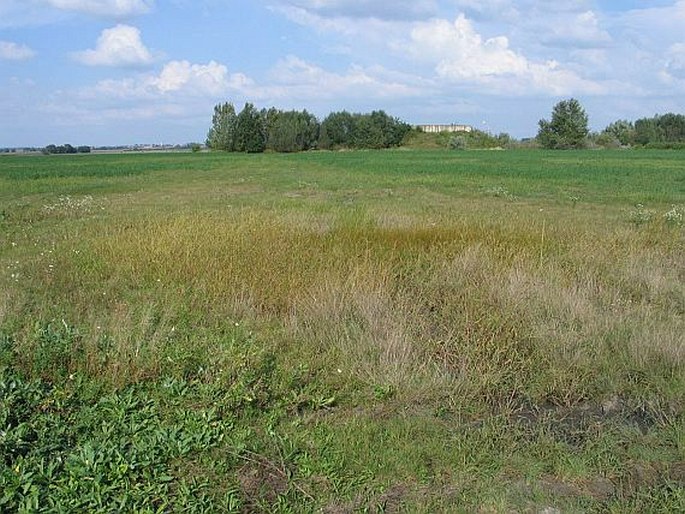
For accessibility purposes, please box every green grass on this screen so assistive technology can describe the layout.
[1,149,684,512]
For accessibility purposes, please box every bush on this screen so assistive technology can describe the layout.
[450,136,468,150]
[642,142,685,150]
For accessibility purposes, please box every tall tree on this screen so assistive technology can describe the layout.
[537,98,589,149]
[235,103,266,153]
[206,102,237,151]
[353,114,385,149]
[319,111,356,149]
[634,113,685,145]
[266,109,319,152]
[602,119,635,146]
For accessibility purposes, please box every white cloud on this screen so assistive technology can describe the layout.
[82,60,250,99]
[0,41,36,60]
[272,4,609,97]
[542,11,611,48]
[266,55,423,100]
[72,24,153,67]
[0,2,50,28]
[83,56,421,104]
[667,43,685,78]
[273,3,402,40]
[47,59,250,130]
[65,54,423,129]
[409,15,604,96]
[276,0,437,20]
[0,0,152,28]
[43,0,153,17]
[449,0,519,20]
[152,60,249,96]
[617,1,685,50]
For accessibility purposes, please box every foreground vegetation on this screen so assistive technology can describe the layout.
[1,149,684,512]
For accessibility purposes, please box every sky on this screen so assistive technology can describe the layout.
[1,0,684,147]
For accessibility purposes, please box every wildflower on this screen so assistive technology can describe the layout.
[629,204,654,226]
[663,205,684,226]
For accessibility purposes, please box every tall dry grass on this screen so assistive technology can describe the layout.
[4,205,681,411]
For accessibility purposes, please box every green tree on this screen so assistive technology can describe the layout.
[206,102,237,151]
[319,110,410,150]
[43,144,78,154]
[265,109,319,152]
[633,113,685,146]
[655,113,685,142]
[319,111,356,149]
[235,103,266,153]
[537,98,589,149]
[634,117,658,145]
[353,114,385,149]
[602,119,635,146]
[371,110,411,148]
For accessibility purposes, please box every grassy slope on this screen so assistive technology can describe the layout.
[1,149,684,512]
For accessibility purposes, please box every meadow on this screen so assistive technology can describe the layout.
[1,149,683,512]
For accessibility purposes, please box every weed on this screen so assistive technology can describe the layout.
[485,185,515,199]
[31,320,82,380]
[629,203,655,225]
[663,205,684,226]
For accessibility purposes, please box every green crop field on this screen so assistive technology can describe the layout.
[1,149,684,512]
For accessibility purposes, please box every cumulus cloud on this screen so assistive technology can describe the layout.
[83,60,251,99]
[72,24,153,67]
[43,0,153,17]
[152,60,250,96]
[409,15,604,95]
[83,56,421,104]
[53,59,253,128]
[272,4,609,97]
[0,41,36,60]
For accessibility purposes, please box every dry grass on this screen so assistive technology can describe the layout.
[4,203,679,413]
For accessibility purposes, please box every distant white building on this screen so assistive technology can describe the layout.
[416,124,473,134]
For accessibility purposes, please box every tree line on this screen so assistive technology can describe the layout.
[43,144,91,154]
[208,100,685,154]
[206,102,411,153]
[592,114,685,148]
[537,99,685,150]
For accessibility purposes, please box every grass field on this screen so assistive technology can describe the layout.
[1,149,684,512]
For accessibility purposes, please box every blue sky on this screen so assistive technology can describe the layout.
[1,0,684,146]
